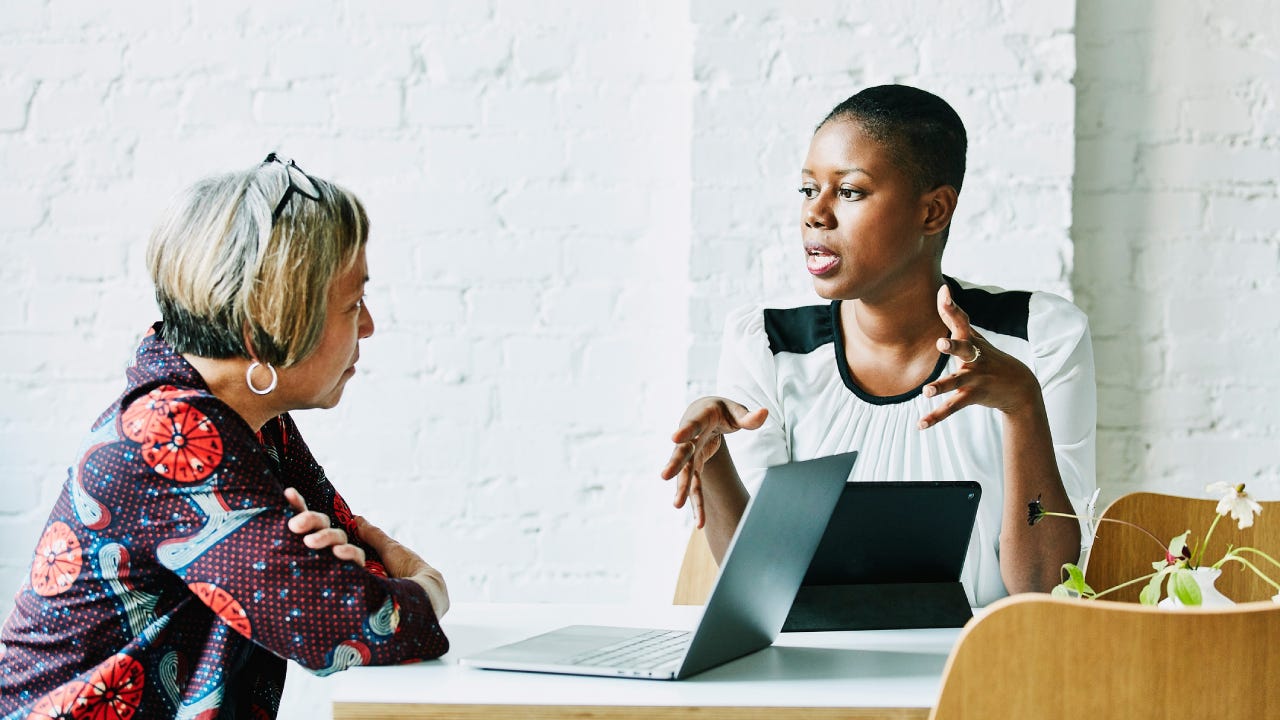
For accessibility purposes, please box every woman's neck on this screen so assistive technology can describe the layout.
[836,271,949,397]
[183,354,282,433]
[842,272,948,354]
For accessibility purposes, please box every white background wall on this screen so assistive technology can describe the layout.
[1073,0,1280,505]
[1,1,1277,718]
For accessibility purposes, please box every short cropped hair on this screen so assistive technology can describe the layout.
[819,84,967,196]
[146,158,369,367]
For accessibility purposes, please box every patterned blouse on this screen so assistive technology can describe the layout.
[0,325,449,719]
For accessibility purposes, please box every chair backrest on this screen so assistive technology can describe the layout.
[672,528,718,605]
[1084,491,1280,603]
[930,594,1280,720]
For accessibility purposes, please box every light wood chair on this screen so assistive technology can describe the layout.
[930,594,1280,720]
[1083,491,1280,603]
[672,528,719,605]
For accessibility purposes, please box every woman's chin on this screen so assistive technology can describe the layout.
[809,275,849,300]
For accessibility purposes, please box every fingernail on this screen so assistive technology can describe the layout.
[918,419,929,430]
[923,386,935,397]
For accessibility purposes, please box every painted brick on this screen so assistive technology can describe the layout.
[1073,191,1204,233]
[513,35,576,82]
[0,42,123,82]
[126,38,268,81]
[419,32,513,82]
[1138,143,1280,187]
[166,84,246,133]
[0,77,36,131]
[405,84,484,128]
[0,191,46,232]
[254,85,332,126]
[333,85,402,130]
[104,82,186,135]
[1182,93,1255,137]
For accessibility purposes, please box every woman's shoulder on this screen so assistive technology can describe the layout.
[948,277,1087,345]
[723,300,839,356]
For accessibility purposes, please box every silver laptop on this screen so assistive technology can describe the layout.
[459,451,857,680]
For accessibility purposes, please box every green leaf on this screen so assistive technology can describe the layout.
[1139,572,1166,605]
[1170,569,1203,606]
[1167,531,1191,564]
[1051,583,1072,598]
[1059,563,1094,596]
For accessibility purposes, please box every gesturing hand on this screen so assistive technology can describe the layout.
[285,487,366,567]
[660,397,768,528]
[356,518,450,619]
[919,284,1041,429]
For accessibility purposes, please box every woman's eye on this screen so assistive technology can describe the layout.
[797,186,818,199]
[838,187,864,200]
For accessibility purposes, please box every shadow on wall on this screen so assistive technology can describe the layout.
[1072,1,1280,504]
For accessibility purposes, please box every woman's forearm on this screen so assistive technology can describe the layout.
[999,395,1081,594]
[699,444,752,564]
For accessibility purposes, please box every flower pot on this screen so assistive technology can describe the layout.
[1158,567,1234,609]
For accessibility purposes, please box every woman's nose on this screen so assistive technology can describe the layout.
[359,301,375,339]
[804,195,833,229]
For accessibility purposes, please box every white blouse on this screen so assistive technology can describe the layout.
[718,278,1097,606]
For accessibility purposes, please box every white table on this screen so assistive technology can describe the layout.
[331,603,962,719]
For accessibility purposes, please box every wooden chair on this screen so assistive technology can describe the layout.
[672,528,719,605]
[1083,491,1280,603]
[930,594,1280,719]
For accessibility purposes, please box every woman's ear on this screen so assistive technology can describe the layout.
[922,185,959,236]
[241,323,262,365]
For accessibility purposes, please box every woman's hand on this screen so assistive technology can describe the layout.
[919,284,1042,429]
[660,397,767,527]
[285,487,365,566]
[356,518,450,619]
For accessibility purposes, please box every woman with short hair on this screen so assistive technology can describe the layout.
[662,86,1096,604]
[0,155,449,719]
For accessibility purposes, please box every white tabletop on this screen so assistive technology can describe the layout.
[330,603,961,709]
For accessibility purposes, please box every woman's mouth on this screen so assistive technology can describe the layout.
[805,245,841,276]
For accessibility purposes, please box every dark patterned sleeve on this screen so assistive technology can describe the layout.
[269,413,394,578]
[129,393,448,673]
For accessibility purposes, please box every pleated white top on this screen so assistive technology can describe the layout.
[718,278,1097,607]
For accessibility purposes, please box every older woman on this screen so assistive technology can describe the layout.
[0,155,449,718]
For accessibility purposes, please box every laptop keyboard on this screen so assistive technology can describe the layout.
[567,629,691,670]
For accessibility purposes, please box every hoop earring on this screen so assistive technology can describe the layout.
[246,361,278,395]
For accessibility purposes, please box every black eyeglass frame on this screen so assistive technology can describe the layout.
[262,152,321,221]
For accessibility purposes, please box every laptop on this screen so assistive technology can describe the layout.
[459,451,857,680]
[782,480,982,632]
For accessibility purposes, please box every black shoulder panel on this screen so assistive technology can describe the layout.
[947,277,1030,340]
[762,304,836,355]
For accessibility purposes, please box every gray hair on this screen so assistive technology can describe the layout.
[146,158,369,367]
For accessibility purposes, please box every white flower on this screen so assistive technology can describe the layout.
[1206,482,1263,529]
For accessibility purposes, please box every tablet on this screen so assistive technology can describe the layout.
[782,480,982,632]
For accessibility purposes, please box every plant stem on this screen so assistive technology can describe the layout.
[1228,547,1280,572]
[1217,554,1280,593]
[1091,516,1174,555]
[1089,571,1160,600]
[1040,510,1170,553]
[1192,513,1223,568]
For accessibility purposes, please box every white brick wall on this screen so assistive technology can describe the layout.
[1074,0,1280,506]
[3,1,1278,718]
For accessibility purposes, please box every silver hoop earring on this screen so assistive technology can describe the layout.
[246,361,278,395]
